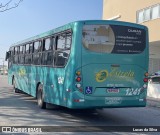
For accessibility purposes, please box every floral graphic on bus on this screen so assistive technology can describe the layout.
[18,68,26,76]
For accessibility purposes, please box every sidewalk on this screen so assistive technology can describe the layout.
[147,96,160,108]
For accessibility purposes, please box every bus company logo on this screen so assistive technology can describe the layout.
[18,68,26,76]
[95,70,108,82]
[95,67,135,82]
[128,29,142,35]
[2,127,11,133]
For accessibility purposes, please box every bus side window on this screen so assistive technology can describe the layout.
[42,38,53,66]
[26,44,29,54]
[19,45,24,64]
[17,46,20,64]
[9,47,13,57]
[13,46,19,64]
[17,46,20,55]
[28,43,33,64]
[55,31,72,67]
[18,45,23,64]
[29,43,33,54]
[8,47,14,68]
[56,35,65,50]
[14,47,16,55]
[12,47,15,63]
[33,41,41,65]
[20,46,23,54]
[44,38,51,50]
[23,45,25,54]
[52,37,55,50]
[25,44,30,64]
[34,41,39,52]
[66,32,72,49]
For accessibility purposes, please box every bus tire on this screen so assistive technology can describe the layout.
[37,84,46,109]
[13,78,19,93]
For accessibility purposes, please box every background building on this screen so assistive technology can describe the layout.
[103,0,160,74]
[0,65,8,75]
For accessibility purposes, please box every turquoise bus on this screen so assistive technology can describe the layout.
[6,20,149,109]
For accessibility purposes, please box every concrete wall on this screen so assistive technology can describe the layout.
[103,0,160,42]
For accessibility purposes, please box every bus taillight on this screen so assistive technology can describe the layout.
[143,78,148,82]
[76,77,81,82]
[75,70,83,92]
[73,99,85,102]
[144,72,149,77]
[75,71,82,82]
[76,71,81,76]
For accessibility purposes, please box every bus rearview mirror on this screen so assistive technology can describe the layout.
[5,51,11,61]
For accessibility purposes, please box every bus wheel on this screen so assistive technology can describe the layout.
[13,78,19,93]
[37,84,46,109]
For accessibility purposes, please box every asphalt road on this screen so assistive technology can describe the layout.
[0,75,160,135]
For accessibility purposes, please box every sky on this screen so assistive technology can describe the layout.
[0,0,103,65]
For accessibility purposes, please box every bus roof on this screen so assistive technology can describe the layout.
[10,20,147,47]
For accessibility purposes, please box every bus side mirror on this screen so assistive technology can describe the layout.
[5,51,11,61]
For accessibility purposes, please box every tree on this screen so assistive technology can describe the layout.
[0,0,23,12]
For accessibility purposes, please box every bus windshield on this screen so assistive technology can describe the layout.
[82,24,146,54]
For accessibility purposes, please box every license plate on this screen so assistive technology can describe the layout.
[107,88,119,93]
[105,97,122,104]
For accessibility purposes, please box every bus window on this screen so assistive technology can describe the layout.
[19,46,25,64]
[13,46,19,64]
[33,53,41,65]
[56,35,65,50]
[34,41,40,52]
[14,47,16,55]
[23,46,25,54]
[18,46,20,54]
[82,25,115,53]
[66,32,72,49]
[44,38,51,51]
[25,54,32,65]
[26,44,30,54]
[55,32,71,67]
[10,47,14,57]
[52,37,55,50]
[8,47,14,67]
[25,44,32,64]
[33,41,41,65]
[14,47,18,55]
[20,46,23,54]
[82,25,145,54]
[14,55,18,64]
[20,55,24,64]
[29,43,33,53]
[42,52,53,66]
[42,38,53,66]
